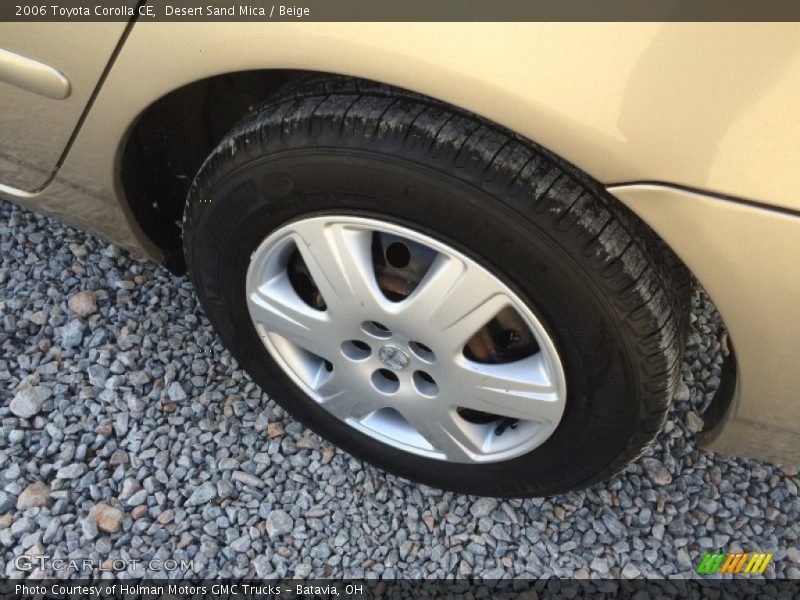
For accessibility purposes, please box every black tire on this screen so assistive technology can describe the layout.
[183,75,685,497]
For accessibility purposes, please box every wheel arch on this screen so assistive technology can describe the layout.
[120,68,297,255]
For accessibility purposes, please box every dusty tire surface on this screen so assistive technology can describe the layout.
[184,76,686,496]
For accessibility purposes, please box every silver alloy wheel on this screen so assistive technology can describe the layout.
[245,216,567,463]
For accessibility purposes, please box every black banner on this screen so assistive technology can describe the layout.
[4,0,800,22]
[1,579,800,599]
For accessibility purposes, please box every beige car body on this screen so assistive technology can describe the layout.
[1,22,799,466]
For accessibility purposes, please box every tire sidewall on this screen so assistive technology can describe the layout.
[186,149,643,497]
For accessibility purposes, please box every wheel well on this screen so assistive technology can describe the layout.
[121,69,303,253]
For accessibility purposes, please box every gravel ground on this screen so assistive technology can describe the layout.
[0,198,798,580]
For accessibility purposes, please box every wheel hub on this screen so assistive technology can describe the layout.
[245,216,567,463]
[378,345,410,371]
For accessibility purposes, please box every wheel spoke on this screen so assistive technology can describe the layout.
[455,354,562,424]
[247,275,329,355]
[289,221,386,313]
[400,254,511,351]
[399,406,487,462]
[317,382,381,421]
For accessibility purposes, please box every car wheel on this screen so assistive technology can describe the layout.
[183,76,685,497]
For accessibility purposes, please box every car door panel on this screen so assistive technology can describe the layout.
[0,22,132,191]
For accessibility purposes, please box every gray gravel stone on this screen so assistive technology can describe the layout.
[232,471,263,488]
[30,311,48,326]
[186,482,217,506]
[80,518,99,540]
[56,463,87,479]
[0,529,14,548]
[9,386,50,418]
[265,510,294,537]
[641,458,673,486]
[622,563,641,578]
[0,492,15,512]
[685,411,704,433]
[119,478,140,500]
[253,555,274,578]
[168,382,187,402]
[229,535,250,553]
[10,518,33,536]
[60,319,84,348]
[469,498,497,518]
[126,489,148,506]
[20,531,41,549]
[603,512,624,536]
[128,371,150,386]
[87,365,109,387]
[127,396,146,413]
